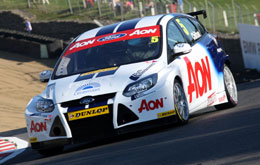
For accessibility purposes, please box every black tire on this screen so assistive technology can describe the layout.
[215,65,238,110]
[173,80,189,124]
[37,146,64,156]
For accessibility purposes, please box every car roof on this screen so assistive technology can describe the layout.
[76,13,190,42]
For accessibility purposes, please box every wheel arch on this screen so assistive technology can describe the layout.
[225,59,231,68]
[174,75,183,87]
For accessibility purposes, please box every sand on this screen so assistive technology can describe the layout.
[0,51,56,133]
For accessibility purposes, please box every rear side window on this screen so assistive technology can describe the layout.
[175,17,202,43]
[189,18,206,35]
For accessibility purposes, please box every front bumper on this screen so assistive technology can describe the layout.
[25,80,176,148]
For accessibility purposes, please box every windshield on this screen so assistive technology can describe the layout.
[53,25,161,79]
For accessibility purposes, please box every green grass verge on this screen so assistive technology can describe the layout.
[0,0,259,32]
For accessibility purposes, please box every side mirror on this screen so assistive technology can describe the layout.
[39,70,52,82]
[173,43,192,56]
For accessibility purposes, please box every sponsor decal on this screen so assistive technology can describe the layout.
[69,39,96,51]
[97,33,126,42]
[64,25,160,56]
[129,28,158,36]
[29,137,38,143]
[44,115,52,121]
[30,121,47,133]
[74,82,101,95]
[69,114,74,119]
[74,67,118,82]
[184,56,212,103]
[138,98,164,113]
[130,63,155,80]
[218,93,226,103]
[191,31,201,40]
[157,109,176,118]
[68,105,109,121]
[207,92,217,106]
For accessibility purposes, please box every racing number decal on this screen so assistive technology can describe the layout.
[176,19,189,36]
[151,36,159,43]
[184,56,212,103]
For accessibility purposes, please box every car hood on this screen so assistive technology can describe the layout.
[52,60,165,104]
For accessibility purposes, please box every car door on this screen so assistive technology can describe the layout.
[172,17,219,111]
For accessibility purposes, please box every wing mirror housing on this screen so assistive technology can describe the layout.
[39,70,52,82]
[173,43,192,56]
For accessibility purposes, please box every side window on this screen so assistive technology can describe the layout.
[167,21,186,50]
[167,21,186,63]
[189,18,206,35]
[175,17,202,43]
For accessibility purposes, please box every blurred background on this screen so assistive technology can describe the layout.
[0,0,260,33]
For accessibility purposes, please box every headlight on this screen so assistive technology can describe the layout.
[123,74,157,97]
[36,97,54,113]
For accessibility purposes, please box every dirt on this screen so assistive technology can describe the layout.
[0,51,56,133]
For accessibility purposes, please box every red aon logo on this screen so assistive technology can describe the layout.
[184,56,212,103]
[30,120,47,133]
[138,98,164,113]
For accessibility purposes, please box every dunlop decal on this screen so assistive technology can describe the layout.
[157,109,176,119]
[29,137,38,143]
[68,105,109,121]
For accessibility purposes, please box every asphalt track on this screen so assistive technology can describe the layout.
[4,80,260,165]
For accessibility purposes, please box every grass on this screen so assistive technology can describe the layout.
[0,0,260,32]
[186,0,260,32]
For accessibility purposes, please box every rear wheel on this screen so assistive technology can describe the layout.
[173,80,189,124]
[215,65,238,110]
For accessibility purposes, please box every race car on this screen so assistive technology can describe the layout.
[25,10,238,155]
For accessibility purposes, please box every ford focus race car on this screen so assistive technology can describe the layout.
[25,10,238,155]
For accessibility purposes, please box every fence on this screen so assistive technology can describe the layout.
[0,0,259,33]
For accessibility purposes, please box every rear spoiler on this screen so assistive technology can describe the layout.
[187,10,207,19]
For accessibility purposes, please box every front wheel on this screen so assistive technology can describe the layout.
[215,65,238,110]
[173,80,189,124]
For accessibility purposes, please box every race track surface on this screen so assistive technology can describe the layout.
[4,80,260,165]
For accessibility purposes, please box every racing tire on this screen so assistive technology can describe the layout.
[215,65,238,110]
[37,146,64,156]
[173,80,189,124]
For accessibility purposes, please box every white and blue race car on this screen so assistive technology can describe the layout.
[25,10,238,155]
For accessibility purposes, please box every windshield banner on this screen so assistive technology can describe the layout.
[64,25,161,56]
